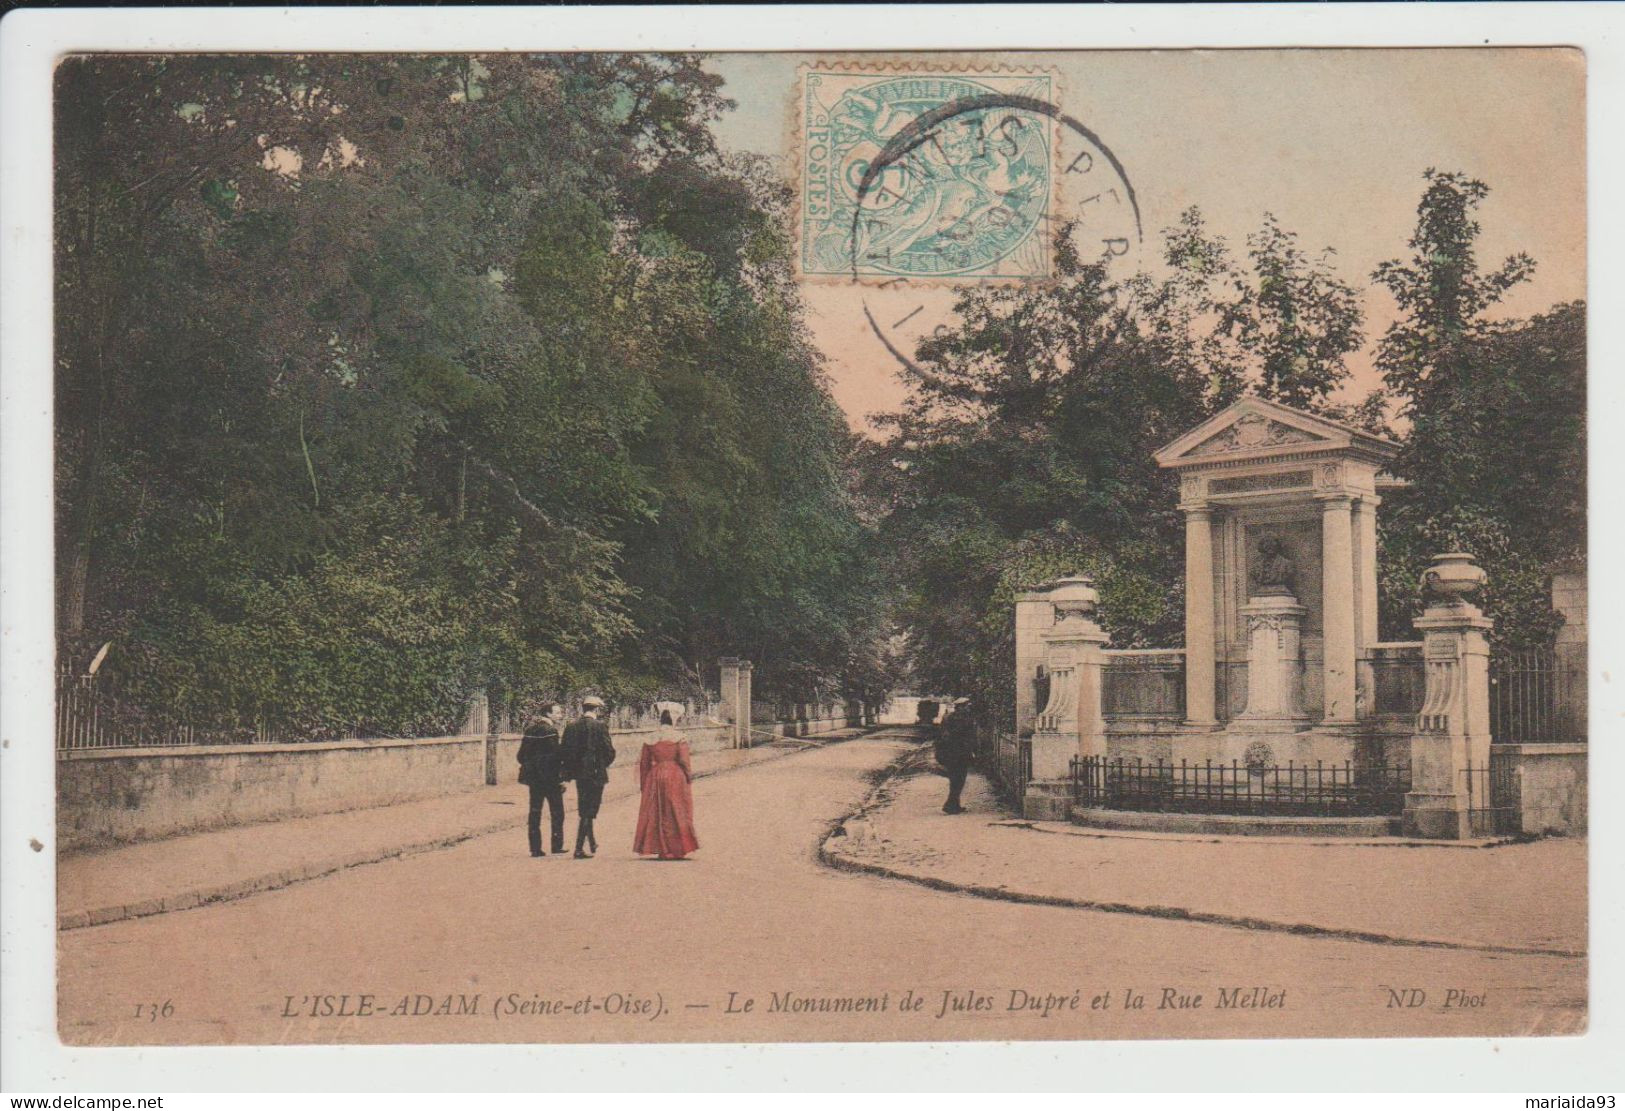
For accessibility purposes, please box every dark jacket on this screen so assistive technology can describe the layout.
[934,708,977,770]
[562,714,616,787]
[517,720,564,787]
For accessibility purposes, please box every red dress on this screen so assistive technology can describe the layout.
[633,736,699,859]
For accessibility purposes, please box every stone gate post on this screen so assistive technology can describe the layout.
[1403,554,1494,840]
[720,657,754,748]
[1026,575,1110,820]
[1014,585,1058,737]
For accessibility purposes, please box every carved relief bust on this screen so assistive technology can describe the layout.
[1250,536,1297,598]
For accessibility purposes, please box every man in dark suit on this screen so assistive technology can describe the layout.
[517,702,566,857]
[935,697,978,814]
[562,696,616,858]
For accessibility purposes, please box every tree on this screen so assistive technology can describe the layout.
[865,223,1235,724]
[1372,171,1582,650]
[54,54,889,735]
[1217,213,1367,410]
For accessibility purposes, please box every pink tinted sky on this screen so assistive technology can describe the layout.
[710,49,1585,433]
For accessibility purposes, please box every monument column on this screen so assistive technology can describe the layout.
[1183,507,1217,726]
[1355,495,1381,650]
[1319,495,1357,723]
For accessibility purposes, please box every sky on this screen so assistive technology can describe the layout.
[706,49,1586,433]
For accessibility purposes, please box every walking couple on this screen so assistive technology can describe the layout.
[517,697,699,861]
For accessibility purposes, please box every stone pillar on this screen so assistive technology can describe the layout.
[483,728,499,786]
[1355,496,1381,651]
[1551,570,1587,740]
[1183,507,1217,726]
[1236,594,1308,725]
[1026,576,1109,820]
[1014,588,1056,737]
[720,657,753,748]
[1319,495,1357,723]
[1404,554,1493,840]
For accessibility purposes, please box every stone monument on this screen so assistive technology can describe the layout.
[1153,396,1402,765]
[1234,536,1309,727]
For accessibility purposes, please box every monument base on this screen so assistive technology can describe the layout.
[1171,723,1360,767]
[1402,790,1472,840]
[1069,806,1400,839]
[1029,731,1080,782]
[1022,779,1073,821]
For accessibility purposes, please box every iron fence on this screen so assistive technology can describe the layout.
[54,667,319,749]
[1490,648,1569,743]
[1464,753,1521,836]
[1070,755,1412,817]
[992,732,1032,805]
[56,664,724,752]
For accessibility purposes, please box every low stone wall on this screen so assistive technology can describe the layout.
[1497,743,1587,836]
[59,714,833,853]
[749,713,857,741]
[58,735,486,852]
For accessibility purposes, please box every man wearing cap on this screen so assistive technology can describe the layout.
[562,696,617,858]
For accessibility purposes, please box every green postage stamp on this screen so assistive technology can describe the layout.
[798,66,1061,282]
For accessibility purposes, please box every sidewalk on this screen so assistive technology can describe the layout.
[59,729,872,930]
[821,754,1587,959]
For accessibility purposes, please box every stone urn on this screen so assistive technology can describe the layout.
[1422,552,1485,604]
[1047,574,1099,628]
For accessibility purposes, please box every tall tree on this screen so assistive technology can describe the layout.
[1371,170,1581,649]
[865,222,1239,721]
[55,54,887,735]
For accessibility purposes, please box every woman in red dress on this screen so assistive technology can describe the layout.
[633,705,700,860]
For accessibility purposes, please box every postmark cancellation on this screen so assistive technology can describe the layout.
[797,64,1062,283]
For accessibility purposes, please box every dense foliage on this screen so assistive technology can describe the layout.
[1372,171,1586,650]
[55,55,1586,741]
[56,55,883,736]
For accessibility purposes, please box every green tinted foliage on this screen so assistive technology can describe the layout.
[866,225,1230,726]
[56,53,885,732]
[1373,172,1583,651]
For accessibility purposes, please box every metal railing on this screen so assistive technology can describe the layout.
[55,665,727,752]
[992,732,1032,805]
[54,668,332,750]
[1070,755,1412,817]
[1490,648,1570,743]
[1464,754,1521,836]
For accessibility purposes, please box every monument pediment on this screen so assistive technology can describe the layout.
[1154,396,1398,469]
[1186,415,1326,456]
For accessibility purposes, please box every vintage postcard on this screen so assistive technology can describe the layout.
[36,41,1589,1053]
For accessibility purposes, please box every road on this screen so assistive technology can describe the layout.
[59,730,1585,1045]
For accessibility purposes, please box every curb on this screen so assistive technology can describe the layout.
[60,728,877,932]
[992,819,1522,851]
[816,757,1586,962]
